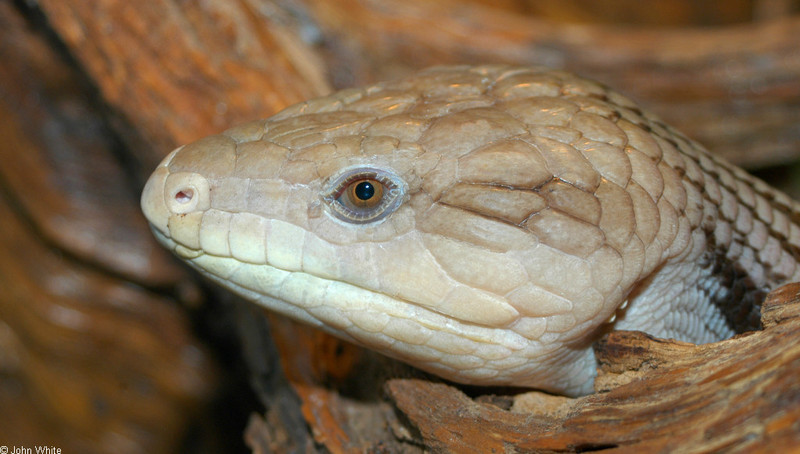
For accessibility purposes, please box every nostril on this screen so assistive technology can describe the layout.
[174,189,194,204]
[164,172,210,215]
[167,185,201,214]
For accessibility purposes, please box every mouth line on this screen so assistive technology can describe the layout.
[149,224,528,349]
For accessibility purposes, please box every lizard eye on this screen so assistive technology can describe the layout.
[323,168,405,224]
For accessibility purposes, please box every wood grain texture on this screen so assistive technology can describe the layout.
[0,4,216,453]
[37,0,330,168]
[386,283,800,452]
[304,0,800,168]
[3,0,800,451]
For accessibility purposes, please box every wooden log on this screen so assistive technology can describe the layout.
[303,0,800,168]
[36,0,330,169]
[0,4,182,285]
[0,3,217,453]
[4,0,800,451]
[385,284,800,452]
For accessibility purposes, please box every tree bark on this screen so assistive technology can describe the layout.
[2,1,799,452]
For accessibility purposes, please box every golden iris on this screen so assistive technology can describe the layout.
[346,179,384,208]
[323,167,405,224]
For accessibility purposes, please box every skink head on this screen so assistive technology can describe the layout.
[140,65,691,396]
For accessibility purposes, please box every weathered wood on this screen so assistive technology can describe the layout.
[304,0,800,168]
[0,4,217,453]
[256,310,421,452]
[385,284,800,452]
[36,0,330,169]
[0,98,216,453]
[0,3,182,285]
[3,0,800,452]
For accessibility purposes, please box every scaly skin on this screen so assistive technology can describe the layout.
[141,65,800,396]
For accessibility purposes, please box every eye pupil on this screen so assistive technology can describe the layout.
[323,168,405,224]
[354,181,375,200]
